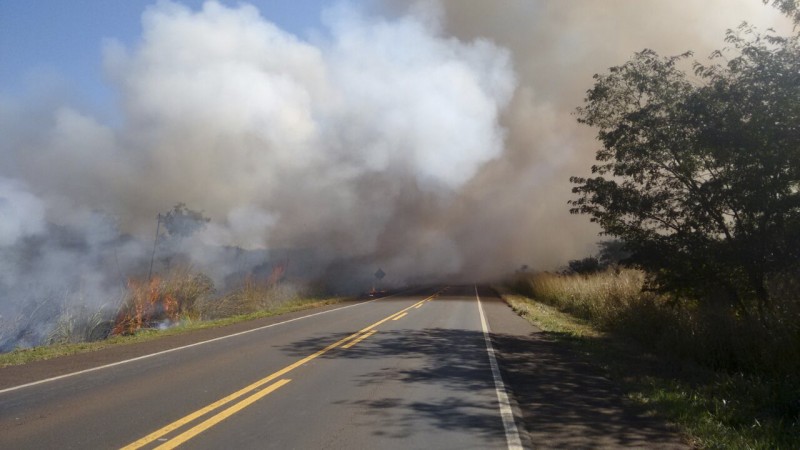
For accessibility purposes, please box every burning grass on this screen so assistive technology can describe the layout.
[113,269,214,335]
[0,295,345,368]
[0,261,348,366]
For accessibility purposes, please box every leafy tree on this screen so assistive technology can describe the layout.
[566,257,600,275]
[597,240,631,268]
[766,0,800,25]
[570,24,800,320]
[161,203,210,239]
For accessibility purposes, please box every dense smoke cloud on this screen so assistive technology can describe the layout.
[382,0,794,277]
[0,0,793,338]
[0,0,516,324]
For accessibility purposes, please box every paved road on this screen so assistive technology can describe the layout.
[0,286,685,449]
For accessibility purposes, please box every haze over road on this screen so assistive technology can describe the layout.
[0,287,684,449]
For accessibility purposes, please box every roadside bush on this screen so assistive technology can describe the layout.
[510,269,800,376]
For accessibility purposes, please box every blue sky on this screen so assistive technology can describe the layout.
[0,1,331,114]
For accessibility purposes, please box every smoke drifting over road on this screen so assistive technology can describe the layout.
[0,1,793,343]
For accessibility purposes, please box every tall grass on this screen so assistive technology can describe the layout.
[48,304,112,344]
[113,264,319,332]
[1,262,335,356]
[508,269,800,448]
[511,269,800,375]
[113,267,214,335]
[197,277,310,319]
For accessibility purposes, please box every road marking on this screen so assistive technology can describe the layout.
[0,298,387,396]
[153,379,291,450]
[122,289,445,449]
[341,329,378,349]
[391,312,408,321]
[475,286,524,450]
[120,331,366,449]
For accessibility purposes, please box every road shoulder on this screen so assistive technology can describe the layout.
[478,286,687,449]
[0,299,370,391]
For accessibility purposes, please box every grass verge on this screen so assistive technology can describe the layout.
[0,297,345,368]
[498,289,800,449]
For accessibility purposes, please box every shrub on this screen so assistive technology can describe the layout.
[511,269,800,375]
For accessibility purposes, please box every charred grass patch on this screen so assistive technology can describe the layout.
[499,271,800,449]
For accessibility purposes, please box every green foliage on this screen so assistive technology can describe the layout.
[566,256,600,274]
[766,0,800,25]
[510,269,800,375]
[597,239,631,267]
[571,27,800,318]
[503,276,800,448]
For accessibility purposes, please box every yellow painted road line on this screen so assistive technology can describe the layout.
[154,379,291,450]
[121,332,364,450]
[341,329,378,349]
[354,297,429,333]
[392,312,408,320]
[122,289,446,450]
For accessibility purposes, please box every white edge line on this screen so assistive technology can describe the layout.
[0,293,408,395]
[475,285,524,450]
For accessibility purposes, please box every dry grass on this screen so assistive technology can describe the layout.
[500,275,800,449]
[113,267,214,335]
[512,269,654,326]
[511,269,800,375]
[197,277,310,319]
[0,263,338,362]
[47,304,111,344]
[0,296,346,368]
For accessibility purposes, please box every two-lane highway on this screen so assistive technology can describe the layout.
[0,286,523,449]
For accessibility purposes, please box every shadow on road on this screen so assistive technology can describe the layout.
[491,329,685,449]
[278,308,685,448]
[281,326,507,443]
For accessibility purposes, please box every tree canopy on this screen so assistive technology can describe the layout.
[162,203,210,239]
[571,23,800,319]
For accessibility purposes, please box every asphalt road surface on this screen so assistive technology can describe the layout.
[0,286,685,449]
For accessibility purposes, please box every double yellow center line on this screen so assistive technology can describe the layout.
[122,289,443,450]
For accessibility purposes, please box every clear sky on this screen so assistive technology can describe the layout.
[0,1,330,116]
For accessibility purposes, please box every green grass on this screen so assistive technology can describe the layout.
[0,297,345,368]
[499,289,800,449]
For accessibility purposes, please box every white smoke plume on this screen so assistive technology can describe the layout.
[0,1,793,348]
[0,0,515,337]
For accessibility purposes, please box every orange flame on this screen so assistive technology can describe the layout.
[113,277,182,335]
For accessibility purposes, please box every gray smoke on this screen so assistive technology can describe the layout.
[1,0,516,336]
[0,1,793,345]
[383,0,793,276]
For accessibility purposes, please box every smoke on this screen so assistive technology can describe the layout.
[0,0,516,336]
[0,0,794,345]
[380,0,794,277]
